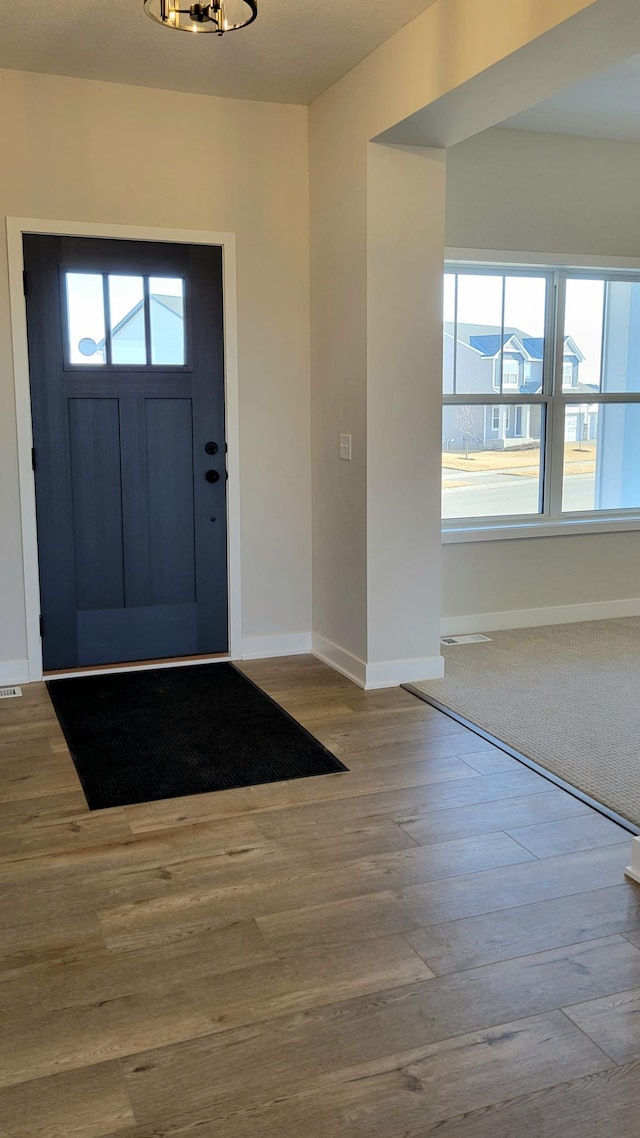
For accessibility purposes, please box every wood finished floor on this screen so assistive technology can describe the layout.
[1,654,639,1137]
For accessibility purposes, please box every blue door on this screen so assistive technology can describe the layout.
[24,235,228,669]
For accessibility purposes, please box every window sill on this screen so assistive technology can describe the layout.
[442,515,640,544]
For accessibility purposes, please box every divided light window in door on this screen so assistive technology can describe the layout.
[65,273,186,367]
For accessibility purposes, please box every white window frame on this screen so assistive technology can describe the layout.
[563,359,577,389]
[502,358,519,389]
[443,251,640,544]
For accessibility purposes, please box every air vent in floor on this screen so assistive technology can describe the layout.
[0,686,22,698]
[441,635,493,646]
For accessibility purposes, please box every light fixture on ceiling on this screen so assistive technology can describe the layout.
[143,0,257,35]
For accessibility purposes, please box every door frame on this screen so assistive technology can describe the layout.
[7,217,242,681]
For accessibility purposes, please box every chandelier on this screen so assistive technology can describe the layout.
[144,0,257,34]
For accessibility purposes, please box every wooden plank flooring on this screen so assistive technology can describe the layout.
[0,655,639,1137]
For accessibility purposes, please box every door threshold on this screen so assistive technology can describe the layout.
[44,653,231,681]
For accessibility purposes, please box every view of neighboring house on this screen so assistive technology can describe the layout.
[78,291,185,366]
[443,322,590,450]
[111,293,185,365]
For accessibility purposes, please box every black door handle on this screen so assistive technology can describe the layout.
[204,441,218,455]
[205,469,220,483]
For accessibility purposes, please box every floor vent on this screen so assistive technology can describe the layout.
[441,635,493,646]
[0,686,22,699]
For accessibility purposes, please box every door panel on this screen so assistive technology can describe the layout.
[24,235,228,670]
[76,604,198,667]
[145,398,196,606]
[69,398,125,612]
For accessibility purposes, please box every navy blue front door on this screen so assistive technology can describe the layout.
[24,235,228,670]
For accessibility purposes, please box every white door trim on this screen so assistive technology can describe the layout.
[7,216,242,681]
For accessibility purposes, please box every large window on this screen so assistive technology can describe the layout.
[443,266,640,531]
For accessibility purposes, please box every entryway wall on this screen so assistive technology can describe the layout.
[0,68,312,684]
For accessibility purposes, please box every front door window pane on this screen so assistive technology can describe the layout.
[108,275,147,365]
[65,270,188,368]
[149,277,186,365]
[65,273,106,365]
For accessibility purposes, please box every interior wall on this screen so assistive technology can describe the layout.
[0,68,311,674]
[447,127,640,258]
[366,143,446,672]
[443,126,640,624]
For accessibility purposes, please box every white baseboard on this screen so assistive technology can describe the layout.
[625,836,640,885]
[312,635,444,690]
[441,596,640,637]
[364,655,445,689]
[240,633,312,660]
[311,634,367,687]
[30,636,312,682]
[0,659,29,685]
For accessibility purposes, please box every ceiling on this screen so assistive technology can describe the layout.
[0,0,438,105]
[503,52,640,144]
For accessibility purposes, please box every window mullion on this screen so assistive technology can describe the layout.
[102,274,112,366]
[142,276,152,367]
[545,272,566,519]
[453,273,459,395]
[499,276,506,396]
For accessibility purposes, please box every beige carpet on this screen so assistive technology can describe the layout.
[406,617,640,829]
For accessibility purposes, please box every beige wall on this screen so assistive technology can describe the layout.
[443,127,640,623]
[443,532,640,624]
[366,143,446,668]
[447,127,640,259]
[0,69,311,672]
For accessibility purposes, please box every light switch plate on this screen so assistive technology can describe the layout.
[339,433,352,461]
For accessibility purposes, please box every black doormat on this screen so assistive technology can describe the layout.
[47,663,347,810]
